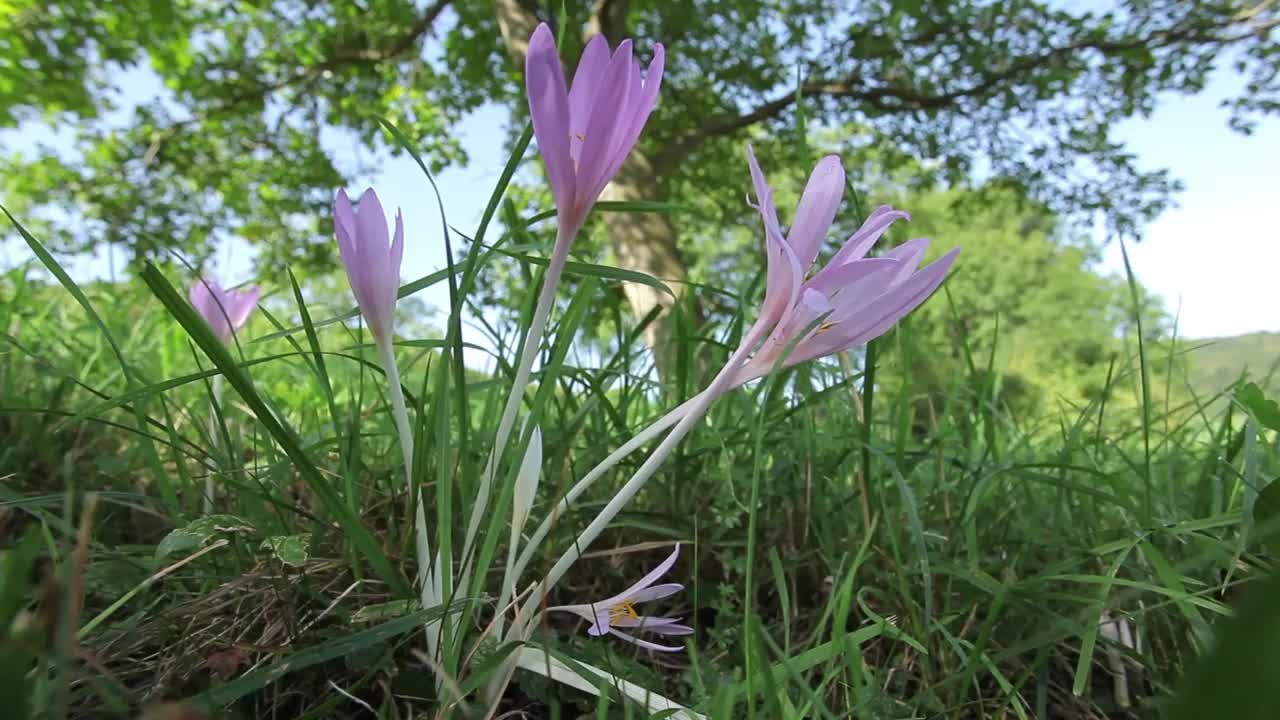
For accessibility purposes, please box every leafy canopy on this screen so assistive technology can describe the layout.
[1,0,1276,270]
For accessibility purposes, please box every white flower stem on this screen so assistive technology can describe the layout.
[485,324,764,710]
[512,360,737,627]
[459,223,578,589]
[493,399,697,638]
[203,373,224,515]
[375,336,439,657]
[375,337,414,490]
[501,394,700,608]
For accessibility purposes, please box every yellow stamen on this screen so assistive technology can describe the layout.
[609,600,640,622]
[817,321,836,333]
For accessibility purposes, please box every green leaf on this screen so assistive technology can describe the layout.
[0,527,41,637]
[1252,480,1280,554]
[350,599,418,623]
[1170,567,1280,720]
[0,650,33,720]
[139,263,410,596]
[261,535,311,566]
[1237,382,1280,433]
[155,514,252,560]
[490,246,676,298]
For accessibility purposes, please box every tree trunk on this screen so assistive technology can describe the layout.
[599,151,688,377]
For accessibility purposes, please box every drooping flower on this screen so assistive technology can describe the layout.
[189,278,261,343]
[547,545,693,652]
[732,146,960,385]
[525,23,665,234]
[334,188,404,344]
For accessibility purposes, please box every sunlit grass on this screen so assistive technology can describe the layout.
[2,226,1272,718]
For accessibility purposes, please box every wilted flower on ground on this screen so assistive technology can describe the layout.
[732,146,959,384]
[525,22,665,235]
[547,545,693,652]
[334,188,404,344]
[188,278,260,343]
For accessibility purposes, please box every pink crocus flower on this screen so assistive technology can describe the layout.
[334,188,404,344]
[731,146,960,385]
[188,278,260,343]
[524,22,665,235]
[547,545,693,652]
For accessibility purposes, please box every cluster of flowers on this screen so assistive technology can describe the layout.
[184,21,957,715]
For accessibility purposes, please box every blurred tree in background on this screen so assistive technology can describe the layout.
[2,0,1276,380]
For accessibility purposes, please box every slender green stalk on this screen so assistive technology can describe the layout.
[202,373,223,514]
[1119,239,1153,523]
[460,222,579,589]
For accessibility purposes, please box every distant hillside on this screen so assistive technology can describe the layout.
[1186,332,1280,399]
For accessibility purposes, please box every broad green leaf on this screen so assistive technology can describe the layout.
[1170,568,1280,720]
[1237,382,1280,433]
[156,514,252,560]
[261,535,311,566]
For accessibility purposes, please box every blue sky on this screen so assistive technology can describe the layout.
[3,55,1277,341]
[354,65,1280,341]
[1098,71,1279,338]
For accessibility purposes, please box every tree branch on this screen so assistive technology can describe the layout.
[586,0,630,46]
[654,17,1247,173]
[494,0,541,67]
[141,0,451,165]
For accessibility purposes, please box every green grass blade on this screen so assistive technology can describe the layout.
[138,262,409,596]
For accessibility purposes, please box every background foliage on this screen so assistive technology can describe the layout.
[3,0,1280,717]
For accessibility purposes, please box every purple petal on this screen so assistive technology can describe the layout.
[645,623,694,636]
[608,629,686,652]
[824,259,907,323]
[390,209,405,285]
[226,286,261,332]
[545,603,597,625]
[568,33,611,164]
[627,582,683,603]
[188,278,217,321]
[787,155,845,269]
[828,205,910,267]
[334,189,358,246]
[883,237,930,282]
[848,248,960,344]
[189,278,231,341]
[587,611,612,636]
[599,43,664,184]
[525,24,576,216]
[334,190,359,281]
[746,146,800,330]
[335,189,371,318]
[354,189,389,253]
[745,145,784,247]
[807,256,901,297]
[575,39,633,205]
[612,544,680,602]
[612,616,695,635]
[794,248,959,364]
[757,286,832,364]
[354,190,393,333]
